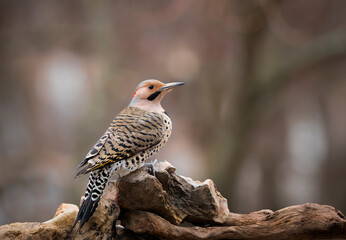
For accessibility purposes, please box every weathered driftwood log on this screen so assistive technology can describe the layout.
[0,186,120,240]
[121,205,346,240]
[117,161,230,226]
[117,161,346,240]
[0,161,345,240]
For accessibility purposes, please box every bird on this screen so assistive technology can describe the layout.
[72,79,184,230]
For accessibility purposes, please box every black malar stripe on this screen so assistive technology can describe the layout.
[147,91,161,101]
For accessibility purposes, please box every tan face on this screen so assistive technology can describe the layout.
[132,80,166,102]
[129,79,184,112]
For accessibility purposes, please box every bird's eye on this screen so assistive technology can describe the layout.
[148,85,154,90]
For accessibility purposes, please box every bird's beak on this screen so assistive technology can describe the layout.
[160,82,185,91]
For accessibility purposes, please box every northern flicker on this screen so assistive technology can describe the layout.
[72,79,184,230]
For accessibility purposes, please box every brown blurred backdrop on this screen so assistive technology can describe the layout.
[0,0,346,225]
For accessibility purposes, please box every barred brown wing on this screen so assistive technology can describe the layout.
[74,107,165,178]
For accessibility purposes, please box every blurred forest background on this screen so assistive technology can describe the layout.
[1,0,346,225]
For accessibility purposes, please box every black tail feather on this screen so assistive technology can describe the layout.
[71,168,110,232]
[70,195,101,232]
[70,197,88,231]
[79,197,100,229]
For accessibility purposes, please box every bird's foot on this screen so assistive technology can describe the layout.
[143,159,158,177]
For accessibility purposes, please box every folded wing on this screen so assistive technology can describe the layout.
[74,107,165,178]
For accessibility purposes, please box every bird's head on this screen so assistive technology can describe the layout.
[129,79,184,113]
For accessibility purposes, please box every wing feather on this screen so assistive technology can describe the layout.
[74,107,165,178]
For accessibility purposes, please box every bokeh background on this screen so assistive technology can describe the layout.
[1,0,346,225]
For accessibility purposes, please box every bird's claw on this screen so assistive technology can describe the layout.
[143,159,158,177]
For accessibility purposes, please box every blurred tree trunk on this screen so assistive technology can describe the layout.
[212,0,266,204]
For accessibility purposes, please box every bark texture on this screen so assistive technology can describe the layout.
[0,186,120,240]
[0,161,345,240]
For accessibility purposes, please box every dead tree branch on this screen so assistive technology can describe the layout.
[121,205,346,240]
[0,161,345,240]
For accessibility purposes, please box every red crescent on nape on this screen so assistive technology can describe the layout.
[132,89,139,99]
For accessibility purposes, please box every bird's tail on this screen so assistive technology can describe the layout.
[71,167,111,231]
